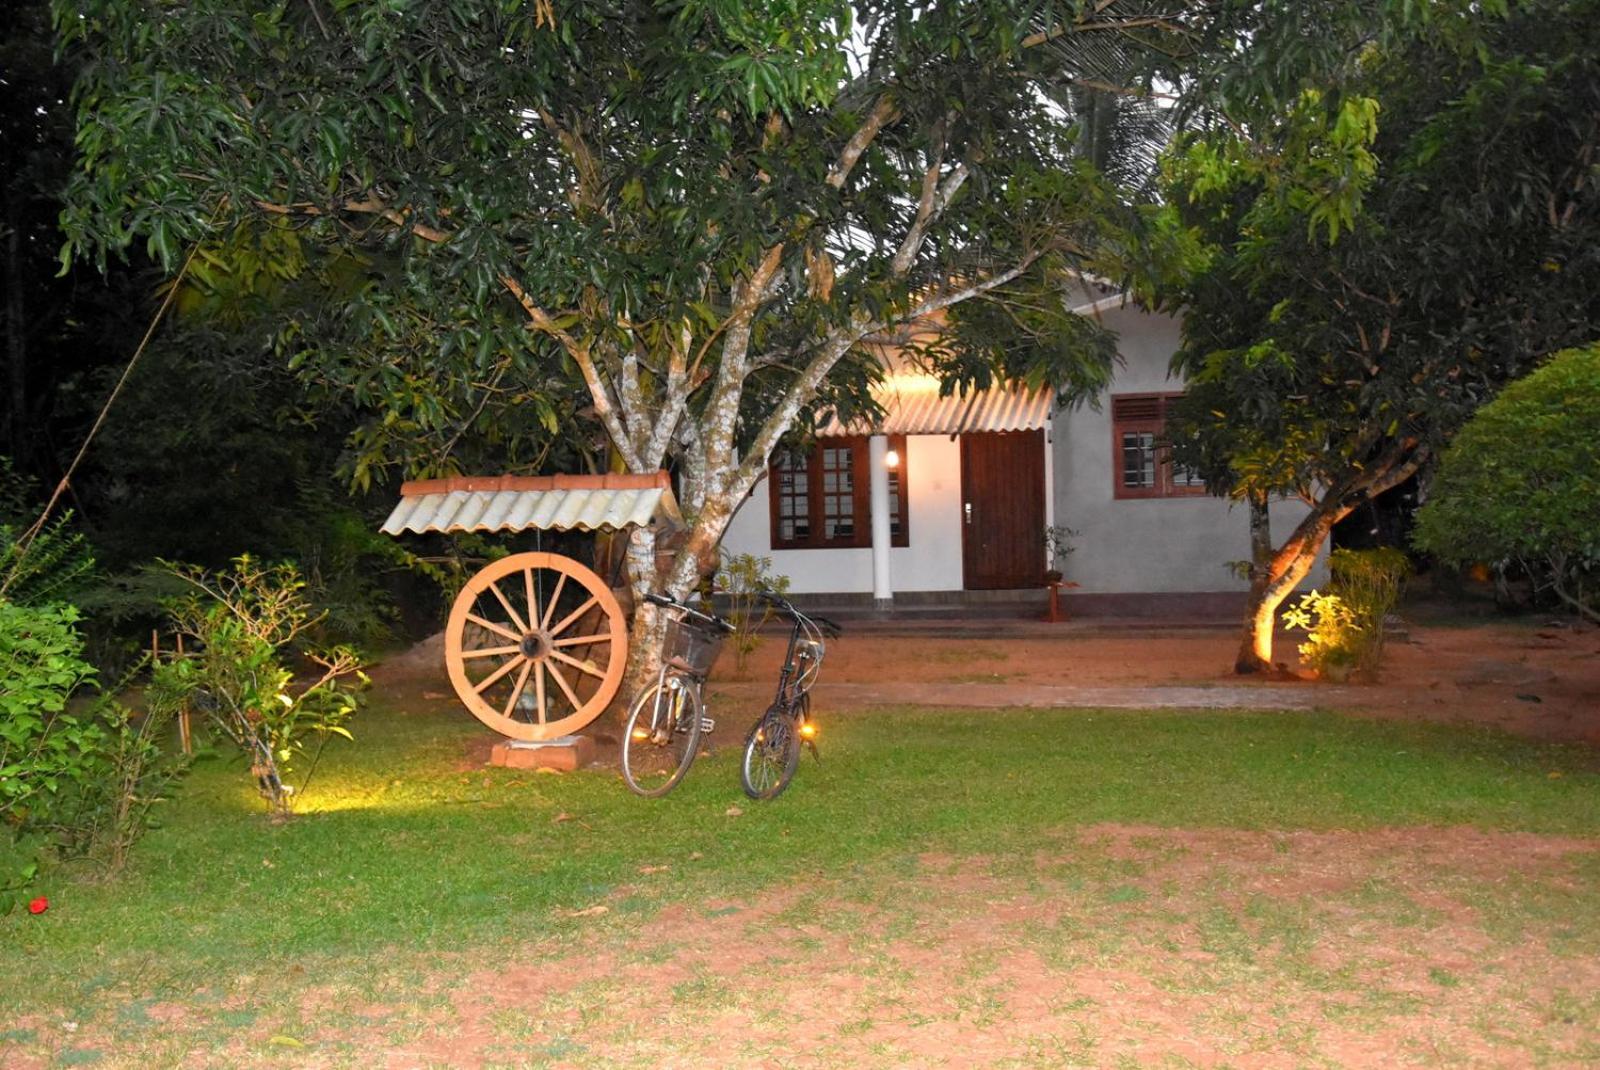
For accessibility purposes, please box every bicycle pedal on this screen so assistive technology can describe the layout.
[700,717,716,733]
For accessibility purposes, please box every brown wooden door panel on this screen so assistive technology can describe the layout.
[960,431,1046,590]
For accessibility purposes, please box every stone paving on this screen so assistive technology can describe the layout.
[820,680,1353,711]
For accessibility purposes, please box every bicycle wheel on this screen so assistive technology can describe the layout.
[740,705,801,800]
[621,676,703,797]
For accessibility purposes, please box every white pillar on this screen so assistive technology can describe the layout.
[868,434,893,608]
[1043,424,1056,531]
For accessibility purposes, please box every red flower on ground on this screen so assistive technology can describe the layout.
[28,896,48,915]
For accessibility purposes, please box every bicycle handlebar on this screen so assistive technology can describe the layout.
[757,591,843,638]
[643,591,735,634]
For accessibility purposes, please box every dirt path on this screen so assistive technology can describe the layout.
[690,619,1600,745]
[309,827,1600,1067]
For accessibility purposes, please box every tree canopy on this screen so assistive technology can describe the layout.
[54,0,1591,686]
[56,0,1215,640]
[1414,344,1600,623]
[1153,0,1600,668]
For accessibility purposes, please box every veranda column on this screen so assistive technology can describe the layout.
[868,434,893,610]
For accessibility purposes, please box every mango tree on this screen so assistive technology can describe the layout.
[54,0,1210,681]
[1155,0,1600,671]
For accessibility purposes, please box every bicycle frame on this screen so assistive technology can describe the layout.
[759,593,839,713]
[620,592,735,797]
[738,594,840,799]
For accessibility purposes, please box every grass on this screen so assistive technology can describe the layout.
[4,698,1598,1065]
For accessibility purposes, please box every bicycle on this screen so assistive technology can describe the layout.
[620,592,734,797]
[740,592,841,800]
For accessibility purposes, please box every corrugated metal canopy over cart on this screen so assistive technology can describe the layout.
[381,471,680,741]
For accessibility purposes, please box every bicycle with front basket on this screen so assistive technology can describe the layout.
[620,592,734,797]
[740,592,841,800]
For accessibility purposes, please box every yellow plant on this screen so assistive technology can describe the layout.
[1281,590,1364,677]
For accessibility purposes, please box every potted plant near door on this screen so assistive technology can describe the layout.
[1042,524,1079,585]
[1042,525,1080,623]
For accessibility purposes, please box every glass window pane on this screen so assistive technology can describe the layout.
[888,472,903,537]
[1122,432,1156,488]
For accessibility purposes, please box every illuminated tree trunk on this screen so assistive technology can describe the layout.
[1234,492,1275,672]
[1234,445,1427,674]
[1235,504,1340,673]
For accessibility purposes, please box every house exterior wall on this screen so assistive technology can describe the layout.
[719,302,1328,597]
[1053,305,1327,594]
[721,433,964,594]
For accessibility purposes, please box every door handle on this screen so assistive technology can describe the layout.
[963,501,972,526]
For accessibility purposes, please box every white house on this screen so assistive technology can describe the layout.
[719,298,1324,614]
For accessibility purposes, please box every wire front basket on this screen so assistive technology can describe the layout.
[663,614,725,678]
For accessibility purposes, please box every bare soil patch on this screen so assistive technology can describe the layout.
[379,617,1600,773]
[699,619,1600,745]
[273,826,1600,1067]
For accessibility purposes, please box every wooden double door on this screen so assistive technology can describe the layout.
[960,430,1046,590]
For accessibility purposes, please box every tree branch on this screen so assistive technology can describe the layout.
[891,115,960,276]
[641,319,692,469]
[500,275,642,471]
[827,95,901,190]
[903,253,1043,320]
[256,197,451,243]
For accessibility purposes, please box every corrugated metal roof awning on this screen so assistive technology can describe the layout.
[816,372,1052,437]
[380,472,681,536]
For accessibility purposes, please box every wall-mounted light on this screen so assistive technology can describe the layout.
[884,448,900,470]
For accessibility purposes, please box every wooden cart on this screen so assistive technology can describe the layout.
[381,472,679,740]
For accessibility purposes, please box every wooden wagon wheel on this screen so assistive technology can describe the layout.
[445,552,627,740]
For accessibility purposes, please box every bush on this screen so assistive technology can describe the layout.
[1414,343,1600,623]
[0,602,101,865]
[715,552,791,673]
[155,556,366,820]
[1281,589,1362,678]
[1330,546,1410,666]
[0,600,185,910]
[1282,548,1410,680]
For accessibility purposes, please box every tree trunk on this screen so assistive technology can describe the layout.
[1233,441,1429,675]
[618,486,743,707]
[1234,502,1343,674]
[1234,492,1276,672]
[1547,552,1600,624]
[621,522,664,705]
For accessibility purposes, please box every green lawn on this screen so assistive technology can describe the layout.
[4,699,1598,1066]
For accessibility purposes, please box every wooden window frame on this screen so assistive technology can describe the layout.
[768,435,909,550]
[1111,393,1206,500]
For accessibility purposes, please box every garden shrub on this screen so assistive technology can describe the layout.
[716,552,791,673]
[1,601,101,902]
[155,556,366,819]
[0,515,95,608]
[0,600,185,910]
[1414,343,1600,623]
[1281,589,1363,678]
[1282,547,1410,680]
[1330,546,1410,666]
